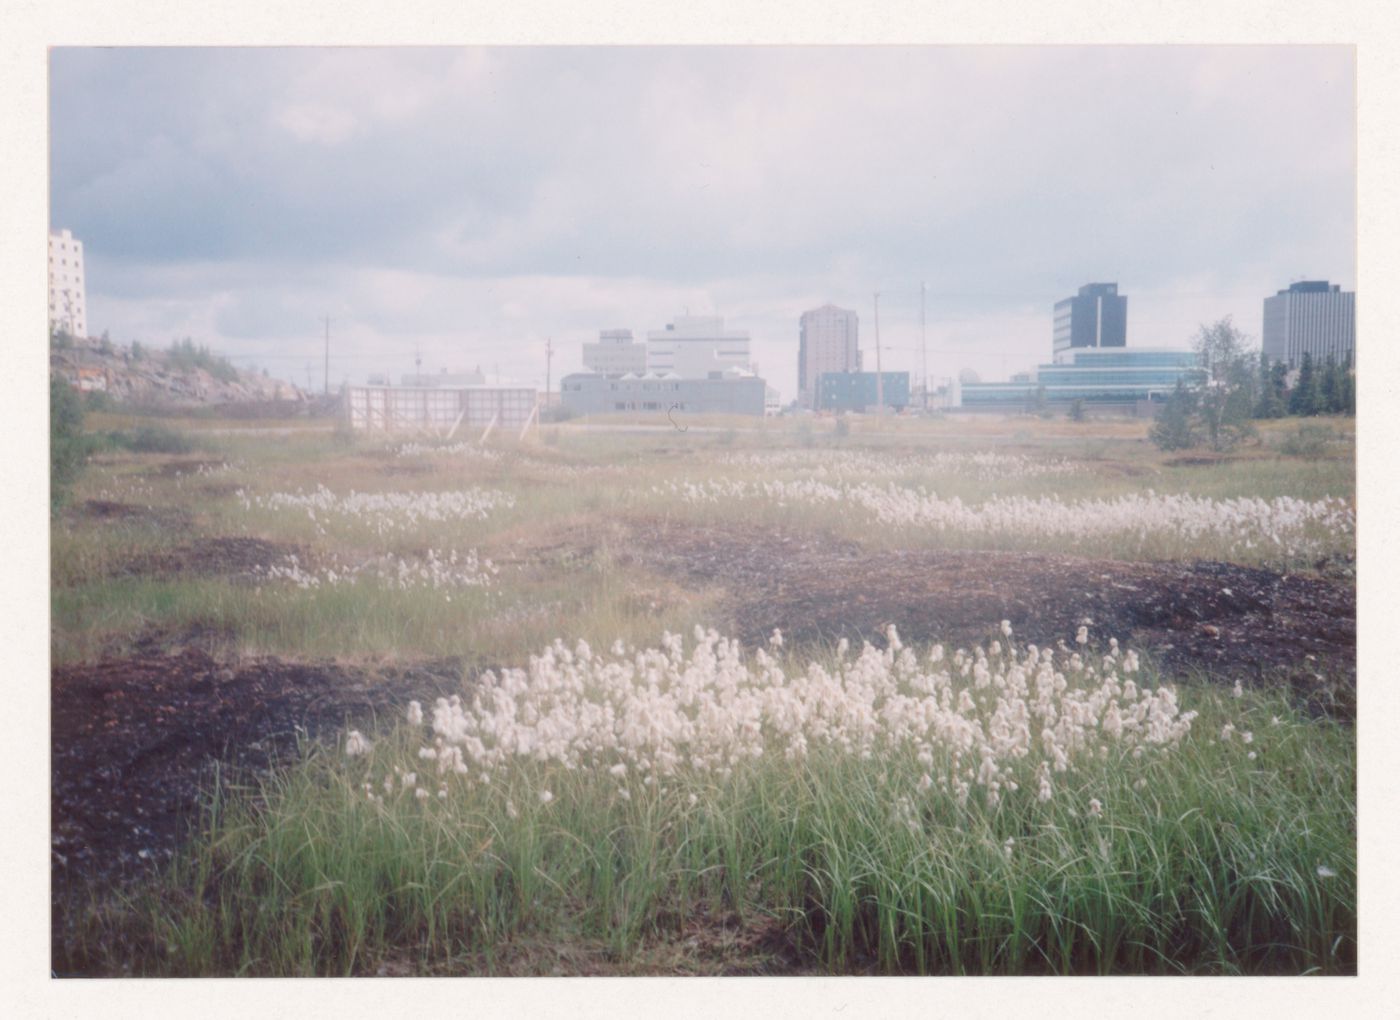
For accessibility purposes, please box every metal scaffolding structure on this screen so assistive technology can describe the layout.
[344,385,538,437]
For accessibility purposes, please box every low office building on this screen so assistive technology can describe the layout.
[959,347,1201,412]
[560,369,767,416]
[816,371,910,412]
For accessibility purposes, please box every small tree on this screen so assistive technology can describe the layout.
[1068,398,1087,422]
[1196,377,1256,451]
[1253,353,1285,418]
[1289,352,1321,416]
[1150,381,1199,451]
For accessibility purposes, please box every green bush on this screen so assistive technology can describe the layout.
[102,425,195,454]
[50,377,87,513]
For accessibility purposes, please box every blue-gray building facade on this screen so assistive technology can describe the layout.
[1261,281,1355,368]
[1053,283,1127,363]
[960,348,1201,410]
[816,371,910,412]
[560,372,767,416]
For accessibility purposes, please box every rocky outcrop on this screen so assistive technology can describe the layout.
[50,337,306,409]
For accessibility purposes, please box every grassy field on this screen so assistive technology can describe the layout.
[50,411,1356,976]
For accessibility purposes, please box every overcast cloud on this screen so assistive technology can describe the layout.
[49,46,1355,396]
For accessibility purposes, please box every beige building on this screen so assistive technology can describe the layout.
[798,304,860,408]
[582,329,647,376]
[645,316,751,378]
[49,228,89,339]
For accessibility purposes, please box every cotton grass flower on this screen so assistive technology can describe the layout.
[365,624,1206,823]
[344,730,372,757]
[1316,865,1338,879]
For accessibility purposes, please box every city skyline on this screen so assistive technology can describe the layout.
[48,46,1356,399]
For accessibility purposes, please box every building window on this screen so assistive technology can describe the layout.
[615,402,627,411]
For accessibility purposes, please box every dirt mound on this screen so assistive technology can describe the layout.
[118,536,305,580]
[625,520,1355,718]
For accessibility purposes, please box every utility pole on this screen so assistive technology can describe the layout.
[873,291,884,426]
[322,316,331,396]
[545,337,553,409]
[415,344,422,385]
[920,281,928,412]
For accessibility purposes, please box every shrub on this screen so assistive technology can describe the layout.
[1149,383,1198,451]
[1279,424,1336,458]
[102,425,195,454]
[50,377,87,513]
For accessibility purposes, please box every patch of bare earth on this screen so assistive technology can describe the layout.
[115,536,306,580]
[50,645,468,969]
[621,519,1355,719]
[77,499,193,531]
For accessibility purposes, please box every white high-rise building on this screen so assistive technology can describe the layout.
[645,315,751,378]
[1262,281,1355,368]
[582,329,647,376]
[48,228,89,339]
[798,304,860,408]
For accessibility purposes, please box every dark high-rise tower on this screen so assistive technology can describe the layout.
[1053,283,1127,363]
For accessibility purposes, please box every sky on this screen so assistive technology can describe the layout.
[48,45,1356,399]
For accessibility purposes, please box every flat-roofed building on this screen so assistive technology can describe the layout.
[798,304,860,409]
[645,315,751,378]
[582,329,647,376]
[1262,281,1355,368]
[49,228,88,339]
[1053,283,1127,364]
[959,347,1201,412]
[816,371,909,413]
[560,368,767,416]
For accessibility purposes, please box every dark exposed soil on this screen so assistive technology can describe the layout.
[51,646,467,919]
[116,536,306,580]
[621,520,1355,719]
[78,499,193,531]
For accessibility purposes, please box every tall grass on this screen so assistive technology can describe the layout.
[93,651,1354,977]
